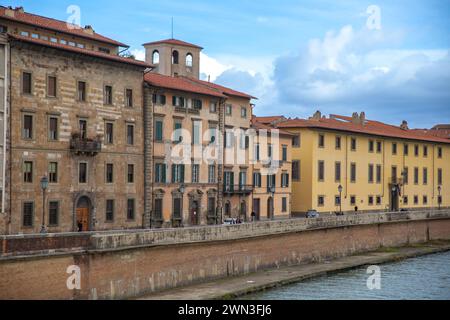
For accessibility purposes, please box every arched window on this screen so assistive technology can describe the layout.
[186,53,193,67]
[172,50,179,64]
[152,50,160,64]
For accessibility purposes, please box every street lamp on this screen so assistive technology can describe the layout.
[338,185,343,215]
[438,185,442,210]
[269,185,275,220]
[40,175,49,234]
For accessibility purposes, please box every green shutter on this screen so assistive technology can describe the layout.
[162,164,166,183]
[172,165,176,183]
[180,164,185,183]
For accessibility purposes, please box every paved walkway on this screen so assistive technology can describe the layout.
[138,242,450,300]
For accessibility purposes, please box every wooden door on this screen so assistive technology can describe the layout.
[76,208,89,232]
[253,199,260,220]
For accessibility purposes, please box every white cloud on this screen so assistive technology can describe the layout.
[199,53,232,81]
[131,49,145,61]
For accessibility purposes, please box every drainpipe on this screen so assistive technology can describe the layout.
[1,42,8,216]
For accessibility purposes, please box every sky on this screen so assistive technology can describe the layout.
[3,0,450,128]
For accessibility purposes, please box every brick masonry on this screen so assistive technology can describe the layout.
[0,210,449,299]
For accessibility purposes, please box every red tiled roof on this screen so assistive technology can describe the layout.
[251,118,294,137]
[144,73,226,98]
[0,6,127,47]
[143,38,203,50]
[9,34,151,68]
[254,116,286,124]
[412,128,450,140]
[186,77,257,100]
[276,115,450,144]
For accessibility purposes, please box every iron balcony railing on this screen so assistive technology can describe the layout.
[70,137,102,156]
[223,184,254,195]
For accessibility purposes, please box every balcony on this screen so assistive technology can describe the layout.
[223,184,253,195]
[70,134,102,156]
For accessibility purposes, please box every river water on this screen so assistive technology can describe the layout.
[240,251,450,300]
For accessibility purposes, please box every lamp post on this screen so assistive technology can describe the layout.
[438,185,442,210]
[338,185,343,215]
[40,175,49,233]
[269,185,275,220]
[179,184,185,226]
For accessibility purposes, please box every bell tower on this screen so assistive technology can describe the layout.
[143,39,203,79]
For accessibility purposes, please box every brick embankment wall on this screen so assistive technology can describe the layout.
[0,210,449,300]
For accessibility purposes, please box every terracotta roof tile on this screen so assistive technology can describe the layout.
[254,116,287,124]
[276,115,450,144]
[9,34,151,68]
[186,77,257,100]
[143,38,203,49]
[0,6,127,47]
[144,73,226,98]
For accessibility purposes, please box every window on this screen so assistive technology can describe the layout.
[49,162,58,183]
[281,173,290,187]
[318,196,325,207]
[173,197,182,219]
[210,102,217,113]
[22,202,34,227]
[292,160,300,181]
[127,164,134,183]
[267,144,273,158]
[208,165,216,183]
[350,163,356,183]
[241,107,247,118]
[79,120,87,139]
[423,168,428,185]
[171,164,185,183]
[48,117,58,141]
[105,122,114,144]
[98,47,110,54]
[351,138,357,151]
[209,125,217,144]
[0,25,7,33]
[423,146,428,157]
[50,37,57,43]
[106,200,114,222]
[152,50,160,64]
[318,160,325,182]
[391,166,398,182]
[392,143,397,155]
[172,96,185,107]
[335,162,341,182]
[225,130,233,148]
[155,163,166,183]
[282,145,288,162]
[31,33,39,39]
[127,125,134,145]
[127,199,135,221]
[350,196,356,206]
[153,94,166,105]
[414,167,419,184]
[192,164,200,183]
[104,85,113,105]
[368,164,374,183]
[239,171,247,188]
[23,161,33,183]
[368,196,374,206]
[68,41,76,47]
[106,164,114,183]
[335,136,341,149]
[318,134,325,148]
[282,198,287,213]
[423,196,428,205]
[376,165,382,184]
[77,43,84,49]
[403,196,408,205]
[193,121,201,145]
[253,172,262,188]
[49,201,59,226]
[172,50,179,64]
[225,104,232,116]
[173,121,183,143]
[254,144,260,161]
[154,199,163,219]
[47,76,57,97]
[192,99,202,110]
[79,162,87,184]
[293,134,301,148]
[403,167,409,185]
[22,114,33,139]
[376,141,382,153]
[155,120,163,141]
[224,171,234,190]
[376,196,382,206]
[22,72,32,94]
[414,145,419,157]
[186,53,193,67]
[404,144,409,156]
[438,147,442,158]
[125,89,133,107]
[77,81,86,101]
[414,195,419,205]
[438,168,443,186]
[20,31,29,37]
[369,140,374,152]
[335,196,341,206]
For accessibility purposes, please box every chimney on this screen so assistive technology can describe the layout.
[310,110,322,121]
[5,7,15,17]
[15,6,25,13]
[351,112,359,124]
[400,120,409,130]
[360,112,366,125]
[83,25,95,35]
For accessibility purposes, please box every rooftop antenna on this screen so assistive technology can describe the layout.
[171,17,174,39]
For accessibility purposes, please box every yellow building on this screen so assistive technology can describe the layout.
[275,111,450,215]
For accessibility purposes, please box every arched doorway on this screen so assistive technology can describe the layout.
[190,200,199,226]
[76,196,91,232]
[267,197,274,220]
[240,200,247,221]
[225,201,231,218]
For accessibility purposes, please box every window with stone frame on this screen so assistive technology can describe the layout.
[292,160,300,181]
[208,165,216,183]
[77,81,86,102]
[48,116,58,141]
[127,164,134,184]
[22,114,33,140]
[48,201,59,226]
[79,162,87,184]
[127,199,135,221]
[48,162,58,183]
[127,124,134,145]
[23,161,33,183]
[173,197,182,219]
[47,75,57,97]
[22,202,34,227]
[106,199,114,222]
[282,197,287,213]
[192,164,200,183]
[155,163,166,183]
[125,89,133,107]
[104,85,113,105]
[22,72,32,94]
[105,122,114,144]
[106,163,114,183]
[318,160,325,182]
